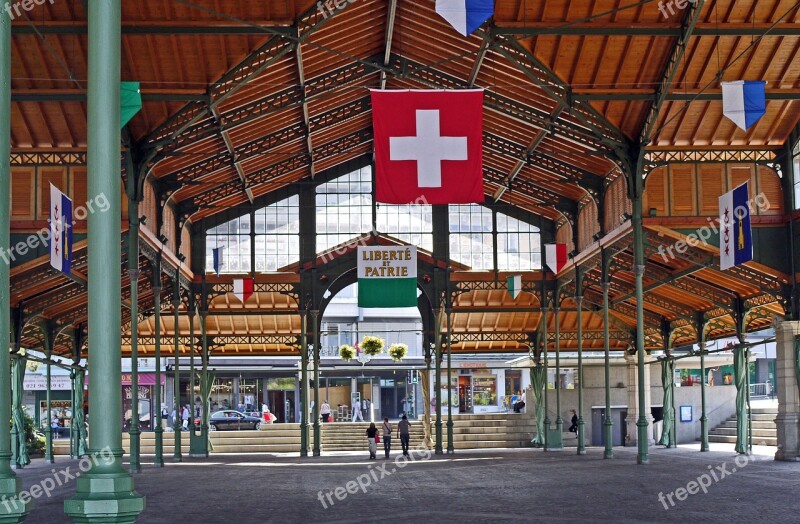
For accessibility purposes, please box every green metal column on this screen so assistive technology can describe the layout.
[554,304,563,437]
[189,305,203,457]
[173,288,182,462]
[576,295,586,455]
[446,309,454,454]
[153,278,164,467]
[632,194,649,465]
[64,1,145,519]
[697,315,709,451]
[602,276,613,459]
[199,309,210,457]
[0,7,28,521]
[542,303,550,451]
[126,185,141,474]
[311,310,321,457]
[44,345,54,464]
[299,310,309,457]
[434,308,443,454]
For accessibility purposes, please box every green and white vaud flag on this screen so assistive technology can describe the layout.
[357,246,417,308]
[507,275,522,300]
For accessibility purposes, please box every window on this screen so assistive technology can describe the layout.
[206,216,251,273]
[205,195,300,274]
[377,202,433,251]
[316,167,373,252]
[793,140,800,209]
[496,212,541,270]
[449,205,493,269]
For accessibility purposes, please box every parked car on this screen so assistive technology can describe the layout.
[208,410,262,431]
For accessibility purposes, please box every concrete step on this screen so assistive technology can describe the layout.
[709,435,777,445]
[716,421,775,430]
[709,428,776,437]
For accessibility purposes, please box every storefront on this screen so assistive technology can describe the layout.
[120,373,163,430]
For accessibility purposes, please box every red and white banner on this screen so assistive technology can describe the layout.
[545,243,567,274]
[371,89,484,204]
[233,278,254,303]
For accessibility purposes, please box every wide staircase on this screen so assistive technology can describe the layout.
[52,414,537,455]
[53,424,303,455]
[708,405,778,446]
[322,413,536,452]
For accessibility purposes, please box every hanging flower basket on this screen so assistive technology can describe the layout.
[339,344,356,362]
[388,343,408,362]
[360,336,385,356]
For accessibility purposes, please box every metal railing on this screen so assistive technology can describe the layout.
[749,383,769,398]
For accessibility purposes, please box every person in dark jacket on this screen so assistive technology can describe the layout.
[569,409,578,434]
[366,422,378,459]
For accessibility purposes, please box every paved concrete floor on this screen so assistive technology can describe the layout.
[9,443,799,523]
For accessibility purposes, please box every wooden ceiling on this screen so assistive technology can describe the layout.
[7,0,796,358]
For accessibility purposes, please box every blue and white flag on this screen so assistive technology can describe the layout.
[721,81,766,132]
[719,182,752,270]
[49,184,73,275]
[435,0,494,37]
[212,247,223,276]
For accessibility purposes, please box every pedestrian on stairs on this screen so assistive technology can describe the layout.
[366,422,378,459]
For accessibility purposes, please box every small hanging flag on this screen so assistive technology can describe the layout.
[233,278,254,303]
[507,275,522,300]
[435,0,495,37]
[719,182,753,270]
[49,184,73,276]
[545,244,567,274]
[212,247,223,276]
[721,81,766,132]
[121,82,142,128]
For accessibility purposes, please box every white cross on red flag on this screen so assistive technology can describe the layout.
[371,89,484,204]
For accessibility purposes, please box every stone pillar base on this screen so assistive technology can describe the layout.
[775,413,800,461]
[64,474,145,523]
[0,476,32,522]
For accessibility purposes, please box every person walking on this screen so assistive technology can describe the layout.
[181,404,190,430]
[397,414,411,456]
[366,422,378,459]
[352,400,364,422]
[382,417,393,459]
[568,409,578,434]
[320,400,332,422]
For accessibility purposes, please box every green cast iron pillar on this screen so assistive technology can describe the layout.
[43,338,54,464]
[126,171,141,474]
[189,304,203,457]
[446,309,454,454]
[64,1,145,519]
[434,308,443,455]
[152,277,164,467]
[602,265,613,459]
[173,287,182,462]
[576,295,586,455]
[199,309,210,457]
[554,304,563,434]
[312,310,321,457]
[299,310,309,457]
[696,314,709,451]
[542,302,550,451]
[632,193,649,465]
[0,5,28,520]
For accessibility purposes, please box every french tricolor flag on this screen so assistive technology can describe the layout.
[49,184,73,275]
[435,0,494,37]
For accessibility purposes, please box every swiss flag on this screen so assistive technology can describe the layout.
[371,89,484,204]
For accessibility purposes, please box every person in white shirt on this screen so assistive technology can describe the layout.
[352,401,364,422]
[320,401,332,422]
